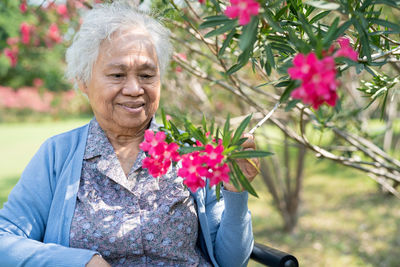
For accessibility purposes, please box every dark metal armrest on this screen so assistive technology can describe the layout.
[250,242,299,267]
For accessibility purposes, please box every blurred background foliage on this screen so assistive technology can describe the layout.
[1,0,400,266]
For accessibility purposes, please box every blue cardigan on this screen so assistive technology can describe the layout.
[0,123,253,267]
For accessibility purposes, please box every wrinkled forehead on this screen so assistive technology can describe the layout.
[99,28,159,65]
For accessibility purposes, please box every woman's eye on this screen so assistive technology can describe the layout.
[109,73,125,78]
[140,74,154,79]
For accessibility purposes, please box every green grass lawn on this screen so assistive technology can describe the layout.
[0,118,91,206]
[1,119,399,266]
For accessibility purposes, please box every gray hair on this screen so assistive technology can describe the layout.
[65,1,172,85]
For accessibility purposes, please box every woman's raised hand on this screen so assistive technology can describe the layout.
[223,133,259,192]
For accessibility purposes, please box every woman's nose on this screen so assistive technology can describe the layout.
[122,76,144,96]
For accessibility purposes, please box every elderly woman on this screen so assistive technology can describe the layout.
[0,2,258,267]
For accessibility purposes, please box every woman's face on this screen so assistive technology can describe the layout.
[81,29,161,135]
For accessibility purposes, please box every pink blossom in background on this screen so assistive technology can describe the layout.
[3,48,18,67]
[20,1,27,13]
[225,0,260,25]
[198,0,205,3]
[335,37,358,61]
[56,4,69,19]
[175,66,183,73]
[62,90,76,102]
[288,52,338,109]
[6,37,19,46]
[20,22,31,44]
[0,87,53,112]
[33,78,44,88]
[47,23,62,44]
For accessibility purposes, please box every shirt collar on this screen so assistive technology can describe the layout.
[83,116,161,160]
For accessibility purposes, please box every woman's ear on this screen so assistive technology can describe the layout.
[77,80,88,95]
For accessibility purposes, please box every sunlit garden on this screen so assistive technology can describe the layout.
[1,0,400,266]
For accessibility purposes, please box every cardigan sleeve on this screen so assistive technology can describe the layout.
[0,140,98,267]
[205,187,254,267]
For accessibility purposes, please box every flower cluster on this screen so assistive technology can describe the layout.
[140,130,230,192]
[178,142,230,192]
[2,1,73,68]
[225,0,260,25]
[140,130,181,178]
[288,38,358,109]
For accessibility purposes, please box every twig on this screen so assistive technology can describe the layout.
[249,102,280,134]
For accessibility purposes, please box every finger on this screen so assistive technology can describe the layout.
[241,133,256,149]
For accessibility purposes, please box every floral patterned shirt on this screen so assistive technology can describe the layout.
[69,118,211,267]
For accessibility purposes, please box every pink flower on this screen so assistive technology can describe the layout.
[56,4,69,19]
[141,130,232,191]
[140,130,181,178]
[4,48,18,67]
[178,152,208,192]
[198,0,205,3]
[20,22,31,44]
[6,37,19,46]
[334,37,358,61]
[20,2,27,13]
[208,163,230,187]
[47,23,62,44]
[288,52,338,109]
[203,144,224,167]
[225,0,260,25]
[33,78,44,88]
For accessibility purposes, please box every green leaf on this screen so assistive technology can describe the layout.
[231,161,258,197]
[226,48,251,75]
[161,108,168,129]
[322,17,340,46]
[371,0,400,10]
[228,167,242,192]
[309,10,330,24]
[298,13,318,46]
[202,114,207,132]
[199,15,231,29]
[222,114,231,148]
[265,43,276,69]
[209,118,215,138]
[330,20,352,41]
[279,80,300,103]
[229,150,273,159]
[285,99,301,111]
[184,120,207,145]
[274,5,288,20]
[169,121,181,138]
[205,20,237,38]
[178,146,205,154]
[231,114,252,145]
[368,18,400,33]
[239,16,259,51]
[215,126,221,143]
[263,10,284,33]
[223,145,239,155]
[215,183,221,201]
[209,0,222,12]
[218,28,236,57]
[305,0,340,10]
[270,42,296,54]
[352,17,372,62]
[235,137,249,147]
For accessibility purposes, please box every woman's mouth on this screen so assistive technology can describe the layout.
[118,102,145,113]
